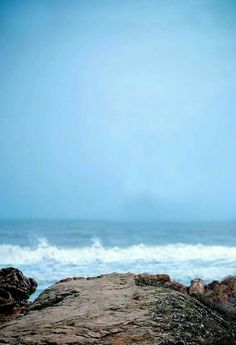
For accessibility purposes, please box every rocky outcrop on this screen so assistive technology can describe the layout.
[188,276,236,319]
[0,272,235,344]
[136,273,236,320]
[0,267,37,322]
[135,273,188,294]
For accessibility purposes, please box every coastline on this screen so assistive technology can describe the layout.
[1,267,236,344]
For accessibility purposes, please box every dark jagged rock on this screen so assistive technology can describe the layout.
[0,273,235,344]
[0,267,37,322]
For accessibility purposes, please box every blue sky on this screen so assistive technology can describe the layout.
[0,0,236,220]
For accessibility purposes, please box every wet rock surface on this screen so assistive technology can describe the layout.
[0,273,235,344]
[0,267,37,322]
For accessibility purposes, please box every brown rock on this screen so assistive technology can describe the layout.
[0,267,37,322]
[155,273,171,282]
[189,278,205,295]
[197,276,236,319]
[0,273,235,344]
[135,273,171,286]
[169,280,188,294]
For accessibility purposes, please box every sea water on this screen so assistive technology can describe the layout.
[0,219,236,299]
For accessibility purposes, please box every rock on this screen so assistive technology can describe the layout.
[0,267,37,322]
[195,276,236,319]
[168,280,188,294]
[0,273,235,344]
[135,273,171,286]
[189,278,205,295]
[135,274,188,294]
[155,273,171,282]
[138,274,236,321]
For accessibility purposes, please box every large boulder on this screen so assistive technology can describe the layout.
[0,273,235,344]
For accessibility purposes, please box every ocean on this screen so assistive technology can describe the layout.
[0,219,236,299]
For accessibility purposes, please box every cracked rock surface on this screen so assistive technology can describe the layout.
[0,273,235,344]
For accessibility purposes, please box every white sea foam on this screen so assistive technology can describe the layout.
[0,238,236,265]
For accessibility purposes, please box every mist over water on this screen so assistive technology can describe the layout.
[0,1,236,221]
[0,1,236,298]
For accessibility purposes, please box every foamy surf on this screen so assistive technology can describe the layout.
[1,238,236,265]
[1,237,236,296]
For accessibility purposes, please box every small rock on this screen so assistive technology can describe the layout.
[189,279,205,296]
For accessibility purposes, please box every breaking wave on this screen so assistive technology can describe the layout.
[1,238,236,293]
[1,238,236,265]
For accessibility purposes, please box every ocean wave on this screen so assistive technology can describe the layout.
[0,238,236,265]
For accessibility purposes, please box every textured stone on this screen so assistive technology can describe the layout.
[189,278,205,295]
[197,276,236,319]
[0,267,37,322]
[0,273,235,344]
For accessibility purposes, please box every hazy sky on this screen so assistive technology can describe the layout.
[0,0,236,221]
